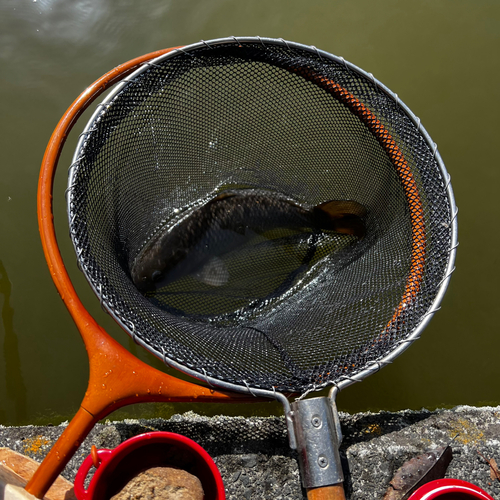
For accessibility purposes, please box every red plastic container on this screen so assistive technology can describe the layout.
[74,431,226,500]
[408,478,495,500]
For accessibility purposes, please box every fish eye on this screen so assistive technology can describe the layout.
[151,270,162,282]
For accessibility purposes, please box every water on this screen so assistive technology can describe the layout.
[0,0,499,426]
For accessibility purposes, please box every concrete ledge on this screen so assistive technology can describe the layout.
[0,406,499,499]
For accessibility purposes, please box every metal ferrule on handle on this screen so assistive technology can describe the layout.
[291,396,344,491]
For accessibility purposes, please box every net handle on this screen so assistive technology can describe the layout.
[308,485,346,500]
[27,46,255,499]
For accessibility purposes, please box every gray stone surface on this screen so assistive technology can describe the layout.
[1,406,499,499]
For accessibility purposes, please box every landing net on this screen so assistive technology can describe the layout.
[68,38,456,393]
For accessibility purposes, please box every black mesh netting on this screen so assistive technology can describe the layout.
[68,40,453,393]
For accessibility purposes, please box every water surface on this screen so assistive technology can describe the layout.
[0,0,499,426]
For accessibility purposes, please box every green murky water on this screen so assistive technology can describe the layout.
[0,0,499,427]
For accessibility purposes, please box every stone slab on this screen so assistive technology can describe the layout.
[0,406,498,499]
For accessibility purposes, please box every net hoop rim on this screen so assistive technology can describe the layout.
[68,36,458,395]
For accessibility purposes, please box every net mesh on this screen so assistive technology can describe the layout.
[68,40,453,393]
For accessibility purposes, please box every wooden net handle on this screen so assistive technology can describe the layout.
[307,484,346,500]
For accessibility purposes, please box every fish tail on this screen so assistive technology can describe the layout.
[312,200,367,238]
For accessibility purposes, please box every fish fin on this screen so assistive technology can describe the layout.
[313,200,367,238]
[192,256,229,287]
[316,200,367,218]
[213,192,237,201]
